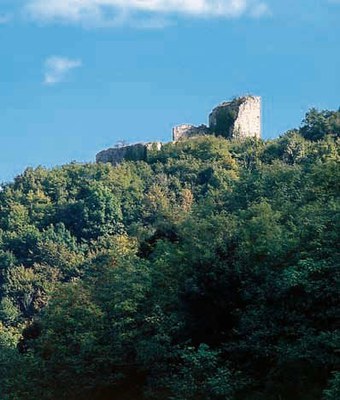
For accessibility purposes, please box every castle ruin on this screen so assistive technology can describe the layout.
[173,95,261,141]
[96,95,261,165]
[96,142,162,165]
[172,124,210,141]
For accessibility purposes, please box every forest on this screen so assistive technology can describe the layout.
[0,108,339,399]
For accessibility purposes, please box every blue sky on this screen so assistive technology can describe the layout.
[0,0,339,182]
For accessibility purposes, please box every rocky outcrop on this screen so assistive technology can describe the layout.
[209,96,261,139]
[172,124,210,141]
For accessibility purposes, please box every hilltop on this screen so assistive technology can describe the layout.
[0,107,339,400]
[96,95,261,165]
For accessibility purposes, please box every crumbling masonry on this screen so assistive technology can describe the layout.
[96,95,261,165]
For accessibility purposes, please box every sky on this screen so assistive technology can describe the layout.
[0,0,339,183]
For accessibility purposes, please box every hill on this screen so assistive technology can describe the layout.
[0,108,339,400]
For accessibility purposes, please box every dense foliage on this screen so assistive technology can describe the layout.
[0,109,339,399]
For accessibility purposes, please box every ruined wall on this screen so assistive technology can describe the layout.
[209,96,261,139]
[209,100,240,138]
[96,95,262,166]
[233,96,261,139]
[96,143,147,165]
[146,142,163,151]
[96,142,162,165]
[173,124,210,141]
[173,96,261,142]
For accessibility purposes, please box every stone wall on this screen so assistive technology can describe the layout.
[233,96,261,139]
[173,96,261,142]
[96,143,147,165]
[209,96,261,139]
[172,124,210,141]
[146,142,163,151]
[96,142,162,165]
[96,95,262,166]
[209,100,240,138]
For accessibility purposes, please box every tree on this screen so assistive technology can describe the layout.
[300,108,340,141]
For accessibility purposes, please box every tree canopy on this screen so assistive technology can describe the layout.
[0,108,339,399]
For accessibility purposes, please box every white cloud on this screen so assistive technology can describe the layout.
[26,0,270,27]
[44,56,82,85]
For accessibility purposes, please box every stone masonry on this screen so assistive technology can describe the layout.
[96,143,147,165]
[172,95,261,141]
[96,95,261,166]
[96,142,162,165]
[234,96,261,139]
[209,96,261,139]
[172,124,210,141]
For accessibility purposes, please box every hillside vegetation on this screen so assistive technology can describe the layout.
[0,108,339,399]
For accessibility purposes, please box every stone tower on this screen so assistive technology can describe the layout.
[96,95,262,167]
[172,95,261,141]
[209,96,261,139]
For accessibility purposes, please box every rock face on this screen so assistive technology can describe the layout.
[209,96,261,139]
[173,124,210,141]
